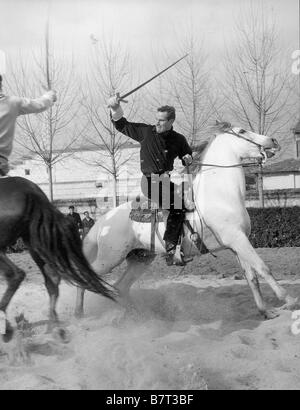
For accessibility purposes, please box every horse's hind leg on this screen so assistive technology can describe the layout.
[0,252,26,342]
[29,251,62,333]
[43,264,61,325]
[115,249,155,298]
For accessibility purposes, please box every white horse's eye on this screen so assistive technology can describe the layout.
[239,129,246,134]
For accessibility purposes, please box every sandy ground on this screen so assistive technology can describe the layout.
[0,248,300,390]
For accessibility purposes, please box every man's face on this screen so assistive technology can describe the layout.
[84,212,89,218]
[69,208,74,214]
[155,111,174,134]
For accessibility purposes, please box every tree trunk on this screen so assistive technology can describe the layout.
[48,163,54,202]
[112,175,118,208]
[257,165,264,208]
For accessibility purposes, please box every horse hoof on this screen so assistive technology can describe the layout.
[2,322,14,343]
[53,327,71,344]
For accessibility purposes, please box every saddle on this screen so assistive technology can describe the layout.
[129,195,209,260]
[130,196,164,223]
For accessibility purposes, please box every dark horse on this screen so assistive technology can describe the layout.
[0,176,115,342]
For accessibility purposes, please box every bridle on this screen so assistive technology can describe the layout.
[193,128,278,169]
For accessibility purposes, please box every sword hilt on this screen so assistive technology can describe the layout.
[107,92,128,108]
[116,92,128,104]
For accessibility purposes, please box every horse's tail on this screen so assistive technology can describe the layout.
[23,190,115,300]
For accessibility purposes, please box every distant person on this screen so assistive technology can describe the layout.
[0,74,57,176]
[82,211,95,239]
[67,206,83,234]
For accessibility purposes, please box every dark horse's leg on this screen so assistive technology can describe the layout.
[0,252,26,342]
[29,250,62,331]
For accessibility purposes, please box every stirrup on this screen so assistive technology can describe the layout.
[166,245,186,266]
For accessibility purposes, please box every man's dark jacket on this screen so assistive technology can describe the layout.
[82,217,95,238]
[113,117,192,175]
[67,212,82,230]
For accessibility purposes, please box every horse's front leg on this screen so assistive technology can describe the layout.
[227,232,297,318]
[235,254,279,320]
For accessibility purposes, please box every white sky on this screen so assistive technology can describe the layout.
[0,0,298,77]
[0,0,298,161]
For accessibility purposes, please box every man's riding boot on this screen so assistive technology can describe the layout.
[165,241,185,266]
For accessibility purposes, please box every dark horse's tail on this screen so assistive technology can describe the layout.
[22,184,115,300]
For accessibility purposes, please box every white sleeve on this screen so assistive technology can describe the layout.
[17,91,54,115]
[110,105,124,121]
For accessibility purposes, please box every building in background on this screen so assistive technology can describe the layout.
[245,121,300,207]
[9,142,189,215]
[10,144,141,216]
[260,120,300,190]
[10,123,300,212]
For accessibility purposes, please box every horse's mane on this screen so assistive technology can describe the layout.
[190,121,232,174]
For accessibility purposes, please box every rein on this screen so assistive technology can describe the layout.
[193,128,265,169]
[192,161,261,168]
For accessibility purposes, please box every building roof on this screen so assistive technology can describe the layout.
[261,158,300,174]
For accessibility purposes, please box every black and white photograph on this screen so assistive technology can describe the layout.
[0,0,300,392]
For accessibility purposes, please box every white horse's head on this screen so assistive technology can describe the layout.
[215,121,280,162]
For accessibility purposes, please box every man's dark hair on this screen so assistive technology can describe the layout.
[157,105,176,121]
[69,205,74,210]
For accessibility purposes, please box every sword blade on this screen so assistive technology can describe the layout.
[120,54,188,100]
[45,18,51,90]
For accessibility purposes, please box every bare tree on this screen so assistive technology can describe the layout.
[223,5,296,145]
[222,4,297,206]
[8,26,84,201]
[81,35,139,207]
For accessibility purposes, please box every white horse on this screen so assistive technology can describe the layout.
[75,122,298,320]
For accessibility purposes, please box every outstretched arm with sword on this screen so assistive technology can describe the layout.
[108,54,191,142]
[107,54,194,267]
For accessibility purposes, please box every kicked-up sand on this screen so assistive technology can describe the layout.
[0,248,300,390]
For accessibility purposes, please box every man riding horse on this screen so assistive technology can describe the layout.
[108,95,193,266]
[0,74,57,175]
